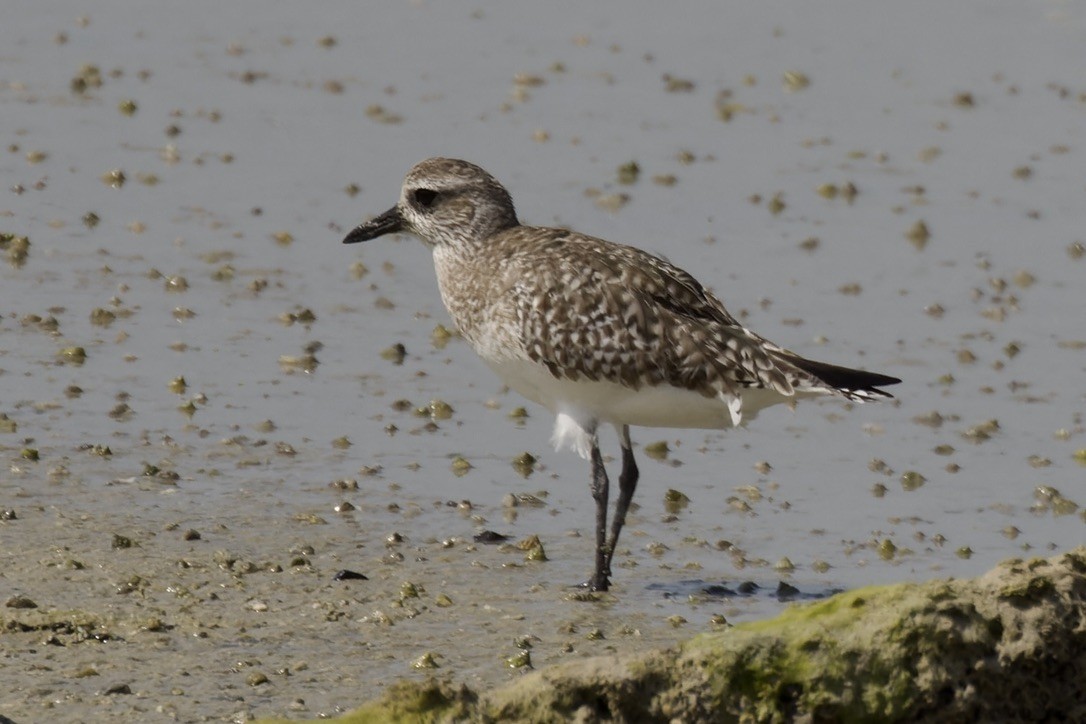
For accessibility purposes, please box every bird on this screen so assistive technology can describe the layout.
[343,157,900,592]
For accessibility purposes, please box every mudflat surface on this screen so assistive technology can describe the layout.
[1,2,1084,721]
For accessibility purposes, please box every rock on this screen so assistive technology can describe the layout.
[331,548,1086,722]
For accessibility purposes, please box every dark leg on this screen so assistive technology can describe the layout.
[604,425,639,576]
[587,437,611,591]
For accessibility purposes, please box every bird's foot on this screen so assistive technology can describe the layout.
[580,573,610,592]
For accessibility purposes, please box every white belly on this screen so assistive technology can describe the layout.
[486,358,797,430]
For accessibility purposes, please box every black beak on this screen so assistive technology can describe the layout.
[343,206,403,244]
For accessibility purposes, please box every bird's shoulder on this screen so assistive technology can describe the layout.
[495,226,733,323]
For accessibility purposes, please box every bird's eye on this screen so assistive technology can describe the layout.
[413,188,438,208]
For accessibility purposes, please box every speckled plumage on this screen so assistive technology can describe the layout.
[344,157,900,591]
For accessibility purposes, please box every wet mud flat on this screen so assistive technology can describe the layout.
[1,460,834,722]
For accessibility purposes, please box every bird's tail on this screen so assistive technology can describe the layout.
[783,355,901,401]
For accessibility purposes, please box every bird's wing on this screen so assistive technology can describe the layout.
[508,232,801,400]
[593,238,900,400]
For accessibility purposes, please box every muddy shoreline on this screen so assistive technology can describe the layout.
[4,2,1086,722]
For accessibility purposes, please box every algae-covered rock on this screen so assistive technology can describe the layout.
[265,549,1086,723]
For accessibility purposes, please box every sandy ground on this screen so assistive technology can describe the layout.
[2,472,769,721]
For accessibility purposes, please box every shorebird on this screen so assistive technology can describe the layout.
[344,158,900,591]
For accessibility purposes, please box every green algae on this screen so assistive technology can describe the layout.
[263,548,1086,723]
[258,680,476,724]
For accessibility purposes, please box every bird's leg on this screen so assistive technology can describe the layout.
[587,436,611,591]
[604,425,639,576]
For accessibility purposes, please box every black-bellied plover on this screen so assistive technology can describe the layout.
[344,157,900,592]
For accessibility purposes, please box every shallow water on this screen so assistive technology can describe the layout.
[2,1,1084,720]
